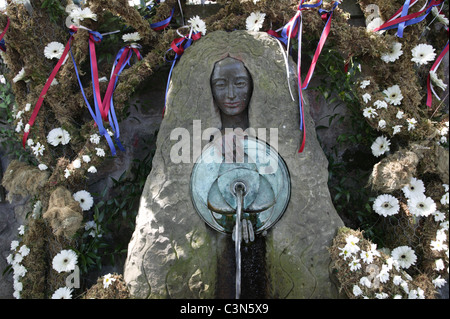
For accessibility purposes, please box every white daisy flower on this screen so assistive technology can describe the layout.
[52,249,78,273]
[246,11,266,32]
[391,246,417,269]
[373,194,399,217]
[362,93,371,103]
[430,70,447,91]
[51,287,73,299]
[345,235,360,254]
[407,193,437,217]
[338,246,352,260]
[122,32,141,43]
[12,67,26,83]
[396,110,404,119]
[383,84,403,105]
[348,256,362,271]
[24,103,31,112]
[360,250,374,264]
[411,43,436,65]
[378,119,386,129]
[435,259,445,271]
[381,42,403,63]
[73,190,94,211]
[19,245,30,257]
[430,240,448,251]
[373,100,388,109]
[433,210,446,222]
[10,240,20,251]
[38,163,48,172]
[78,7,97,21]
[103,273,117,288]
[392,125,402,135]
[402,177,425,199]
[188,15,207,35]
[64,168,71,179]
[371,135,390,157]
[44,42,65,60]
[359,276,372,288]
[363,107,377,118]
[87,166,97,173]
[352,284,363,297]
[406,118,417,131]
[47,128,71,146]
[441,192,449,206]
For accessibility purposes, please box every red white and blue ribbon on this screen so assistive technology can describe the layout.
[150,8,175,31]
[71,29,141,156]
[163,28,202,116]
[22,26,77,148]
[372,0,444,36]
[268,0,339,153]
[427,37,449,107]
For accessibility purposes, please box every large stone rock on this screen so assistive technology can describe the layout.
[124,30,344,298]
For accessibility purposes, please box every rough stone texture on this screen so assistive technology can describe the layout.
[124,30,344,299]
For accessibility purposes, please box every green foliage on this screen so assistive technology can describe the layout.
[74,132,157,275]
[41,0,66,24]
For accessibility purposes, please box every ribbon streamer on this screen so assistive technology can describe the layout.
[426,39,449,107]
[150,8,175,31]
[22,26,77,148]
[162,29,202,116]
[372,0,443,35]
[0,17,9,51]
[268,1,339,153]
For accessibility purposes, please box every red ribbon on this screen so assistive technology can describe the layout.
[22,26,78,148]
[0,17,9,42]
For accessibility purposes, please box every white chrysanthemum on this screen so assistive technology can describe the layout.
[402,177,425,199]
[51,287,73,299]
[374,100,388,109]
[122,32,141,43]
[19,245,30,257]
[430,239,448,251]
[396,110,404,119]
[96,147,105,157]
[433,275,447,288]
[359,276,372,288]
[31,142,45,157]
[352,284,363,297]
[360,80,370,89]
[440,192,449,206]
[103,273,117,288]
[431,7,449,26]
[391,246,417,269]
[362,93,371,103]
[44,42,65,60]
[90,133,100,144]
[338,246,352,260]
[72,159,81,169]
[383,84,403,105]
[435,258,445,271]
[406,118,417,131]
[381,42,403,63]
[430,70,448,91]
[433,210,446,222]
[373,194,399,217]
[78,7,97,21]
[407,194,437,217]
[392,125,402,135]
[246,11,266,32]
[64,168,71,179]
[24,103,31,112]
[371,135,390,157]
[87,166,97,173]
[411,43,436,65]
[378,119,386,129]
[52,249,78,273]
[47,128,71,146]
[188,15,207,35]
[363,107,377,119]
[10,240,20,251]
[12,67,25,83]
[73,190,94,211]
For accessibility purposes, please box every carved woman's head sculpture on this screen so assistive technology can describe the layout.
[211,57,253,130]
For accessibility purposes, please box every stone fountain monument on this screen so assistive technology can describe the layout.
[124,30,344,299]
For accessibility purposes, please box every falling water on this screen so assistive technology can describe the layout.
[234,182,245,299]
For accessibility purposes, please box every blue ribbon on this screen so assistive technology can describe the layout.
[398,0,411,38]
[150,8,175,30]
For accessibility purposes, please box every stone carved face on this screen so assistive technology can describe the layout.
[211,57,253,117]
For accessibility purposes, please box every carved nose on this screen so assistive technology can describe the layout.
[227,83,236,99]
